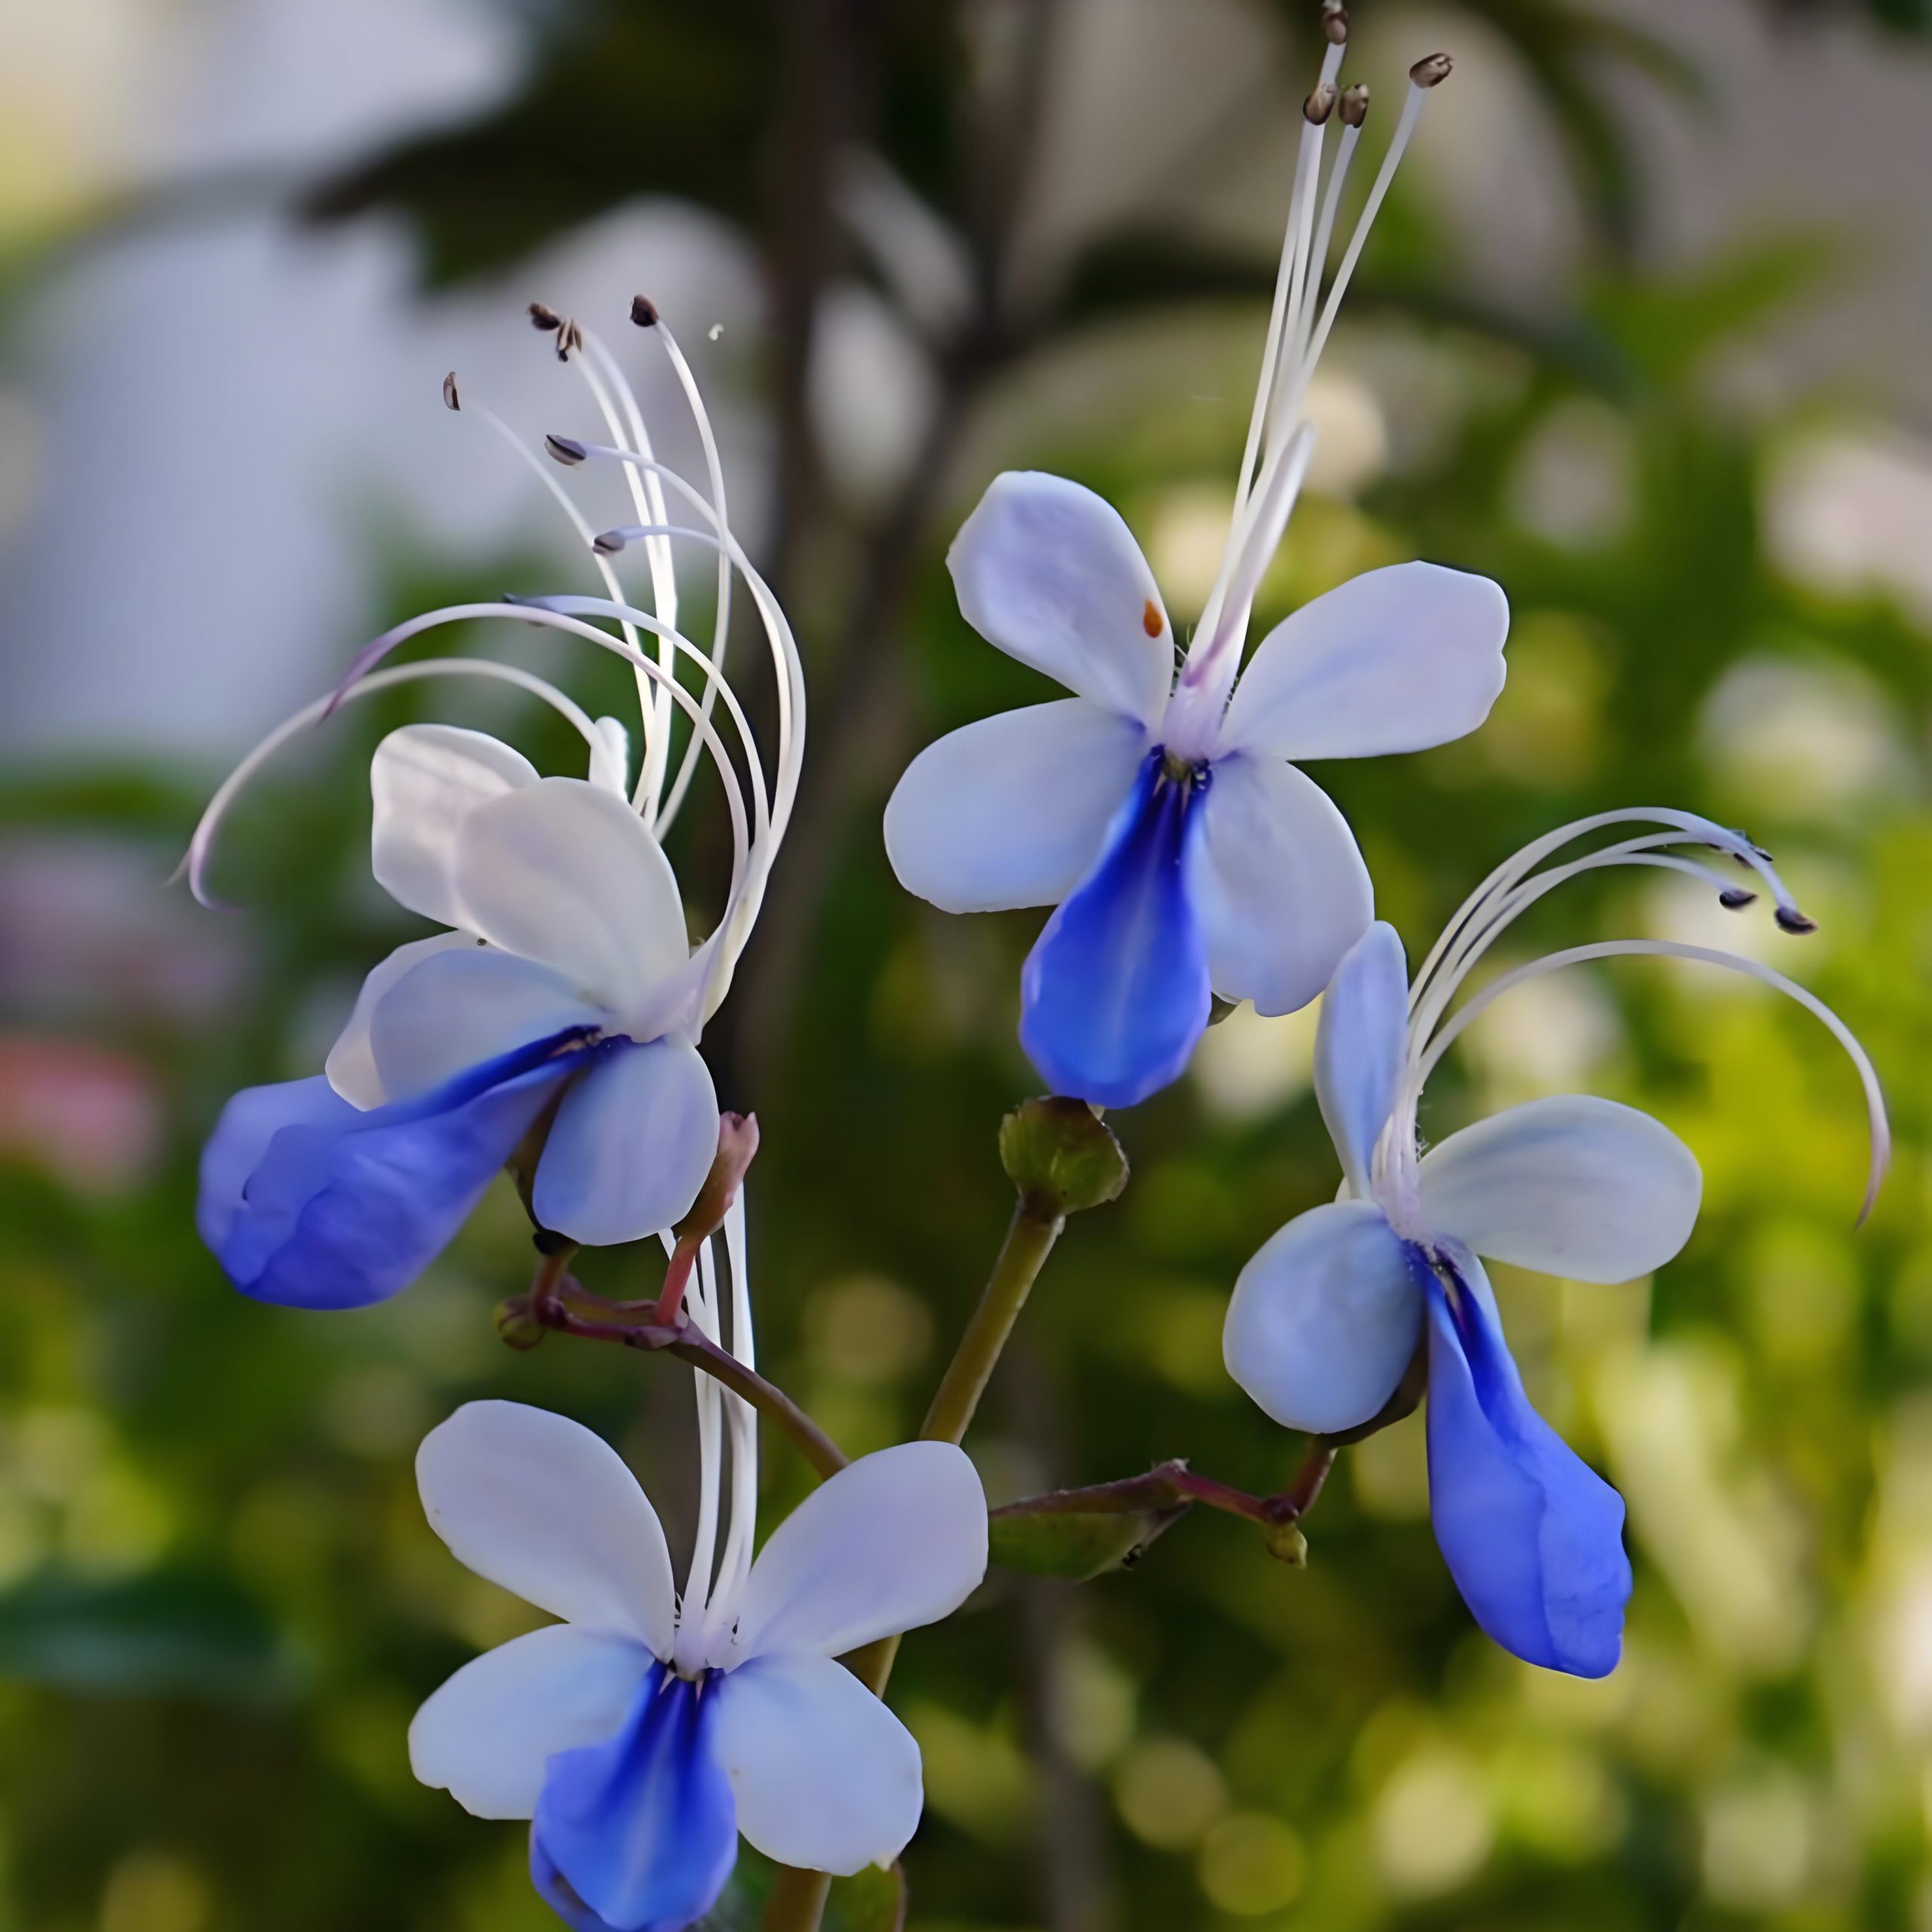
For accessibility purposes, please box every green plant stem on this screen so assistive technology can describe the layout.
[920,1201,1065,1444]
[763,1866,835,1932]
[764,1201,1069,1927]
[847,1201,1065,1703]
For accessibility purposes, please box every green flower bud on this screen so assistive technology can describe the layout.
[999,1097,1128,1220]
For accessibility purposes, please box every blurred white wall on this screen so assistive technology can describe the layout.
[2,0,1929,764]
[0,0,760,764]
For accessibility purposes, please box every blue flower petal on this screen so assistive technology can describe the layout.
[1419,1243,1631,1677]
[205,1029,594,1311]
[534,1663,737,1932]
[1019,749,1211,1107]
[196,1075,356,1255]
[530,1835,625,1932]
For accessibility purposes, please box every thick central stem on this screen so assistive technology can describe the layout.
[921,1201,1065,1444]
[760,1201,1066,1932]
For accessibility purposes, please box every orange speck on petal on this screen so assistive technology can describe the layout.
[1143,599,1164,638]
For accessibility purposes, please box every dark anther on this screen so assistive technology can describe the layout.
[1321,3,1349,45]
[441,371,460,411]
[1340,84,1370,127]
[1775,906,1819,935]
[1410,52,1454,87]
[631,294,660,328]
[528,302,565,331]
[1718,887,1757,911]
[592,531,626,555]
[1304,82,1338,125]
[546,433,588,466]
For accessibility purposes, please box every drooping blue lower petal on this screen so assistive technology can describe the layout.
[202,1029,595,1311]
[1417,1241,1632,1677]
[195,1075,358,1255]
[534,1663,737,1932]
[1019,749,1211,1108]
[531,1836,623,1932]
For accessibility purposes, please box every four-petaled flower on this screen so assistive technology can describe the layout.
[199,727,721,1308]
[409,1401,987,1932]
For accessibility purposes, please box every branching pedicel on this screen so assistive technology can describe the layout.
[183,7,1890,1931]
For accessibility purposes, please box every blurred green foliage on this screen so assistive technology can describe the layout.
[5,3,1932,1931]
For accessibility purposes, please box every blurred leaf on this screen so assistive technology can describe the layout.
[990,1502,1182,1580]
[1592,233,1835,383]
[307,0,964,287]
[306,0,775,281]
[828,1862,906,1932]
[1454,0,1705,256]
[0,1568,303,1706]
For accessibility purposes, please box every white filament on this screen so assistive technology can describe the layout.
[1182,45,1440,745]
[648,321,736,835]
[463,396,660,781]
[180,657,603,907]
[1374,814,1890,1232]
[571,331,679,797]
[672,1187,761,1666]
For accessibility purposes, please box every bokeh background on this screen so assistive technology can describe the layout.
[4,1,1932,1927]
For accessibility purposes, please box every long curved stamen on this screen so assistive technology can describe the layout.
[1272,67,1437,441]
[643,318,736,835]
[721,1190,758,1603]
[681,1235,725,1672]
[454,389,660,782]
[552,440,806,847]
[317,598,758,896]
[1408,811,1803,1044]
[1417,939,1890,1227]
[1377,811,1886,1229]
[177,657,603,909]
[441,594,774,849]
[1223,35,1348,540]
[669,1189,760,1669]
[191,601,761,1017]
[1182,32,1450,747]
[555,328,680,792]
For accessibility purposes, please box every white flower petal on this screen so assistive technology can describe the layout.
[1313,921,1411,1196]
[368,944,602,1103]
[948,471,1174,728]
[733,1441,986,1663]
[371,725,539,926]
[325,932,474,1109]
[409,1624,652,1821]
[1217,562,1509,761]
[1194,754,1374,1020]
[1223,1198,1422,1435]
[884,700,1149,913]
[417,1401,676,1654]
[1419,1094,1703,1282]
[532,1040,719,1247]
[451,779,690,1015]
[713,1653,923,1874]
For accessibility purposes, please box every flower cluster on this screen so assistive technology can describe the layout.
[183,8,1891,1930]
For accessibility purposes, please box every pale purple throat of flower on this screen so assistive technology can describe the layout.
[1160,38,1454,762]
[178,298,806,1031]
